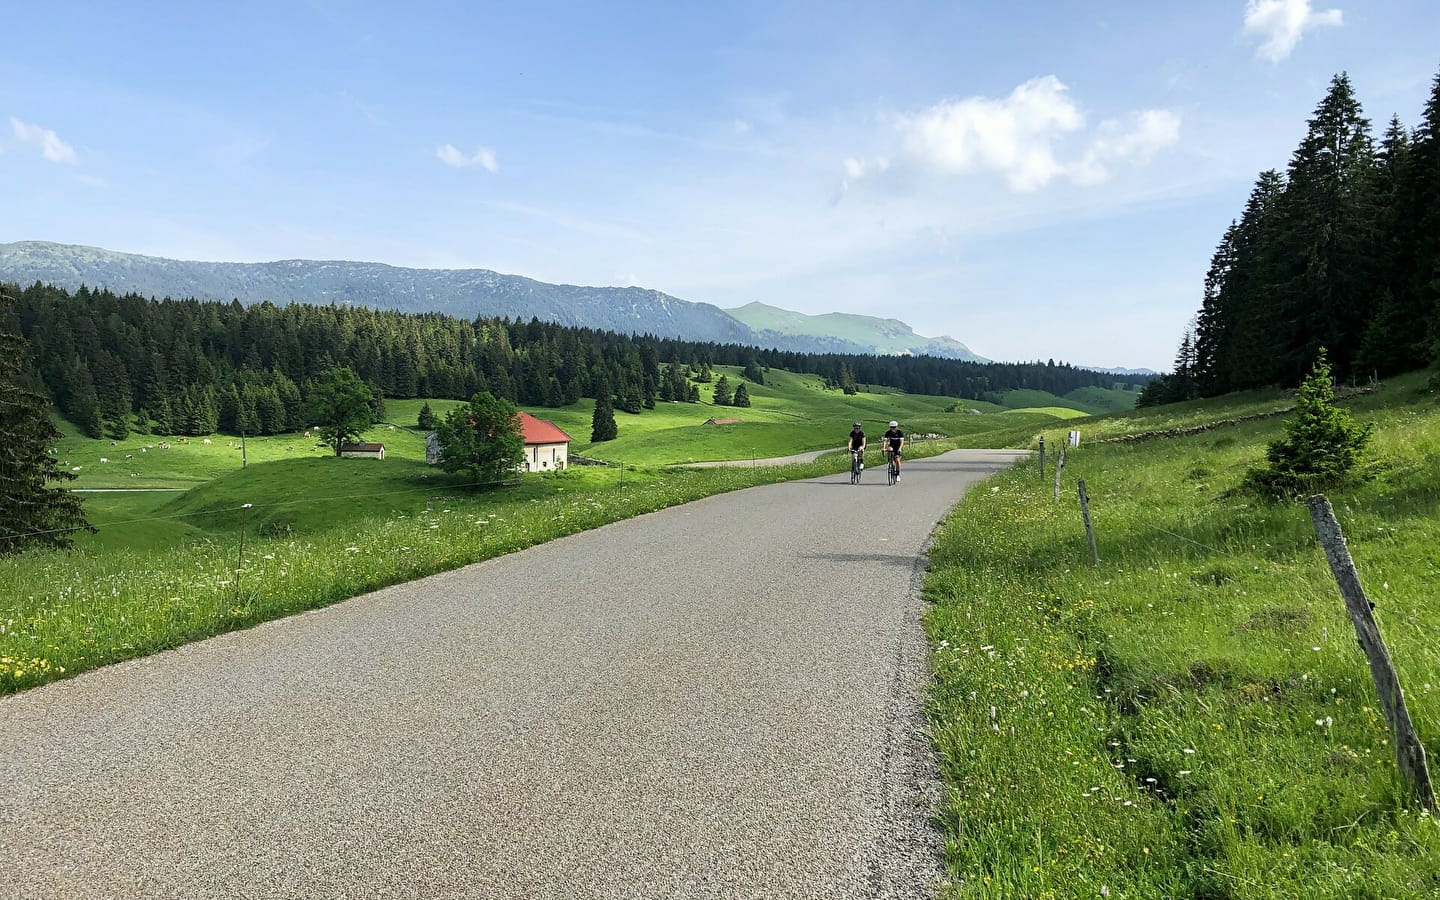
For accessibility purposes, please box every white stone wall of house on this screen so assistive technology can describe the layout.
[524,442,569,472]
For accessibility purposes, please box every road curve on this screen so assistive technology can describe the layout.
[1,449,1027,900]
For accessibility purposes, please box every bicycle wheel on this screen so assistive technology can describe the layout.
[888,455,898,485]
[851,455,861,484]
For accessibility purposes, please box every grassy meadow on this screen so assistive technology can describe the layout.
[924,372,1440,898]
[3,368,1083,694]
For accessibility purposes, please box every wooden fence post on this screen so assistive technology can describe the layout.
[1038,435,1046,479]
[1077,479,1098,564]
[1053,447,1065,500]
[1306,494,1435,811]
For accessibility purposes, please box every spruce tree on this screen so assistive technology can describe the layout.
[0,291,92,554]
[1270,73,1380,383]
[418,401,439,430]
[1407,72,1440,358]
[1244,349,1373,498]
[713,374,732,406]
[590,379,618,442]
[732,382,751,408]
[1357,115,1421,376]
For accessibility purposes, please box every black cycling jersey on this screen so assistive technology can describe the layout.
[848,429,866,450]
[883,428,904,449]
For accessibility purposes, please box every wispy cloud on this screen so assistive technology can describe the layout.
[844,77,1179,194]
[1070,110,1183,186]
[437,143,499,172]
[9,117,79,164]
[1243,0,1343,63]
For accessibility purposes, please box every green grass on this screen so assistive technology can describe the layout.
[924,371,1440,898]
[1065,386,1141,413]
[4,365,1051,695]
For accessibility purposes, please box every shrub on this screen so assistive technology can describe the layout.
[1244,350,1373,498]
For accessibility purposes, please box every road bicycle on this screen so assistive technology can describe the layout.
[850,448,864,484]
[884,447,901,485]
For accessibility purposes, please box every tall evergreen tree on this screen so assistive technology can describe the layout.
[1406,72,1440,358]
[1357,115,1422,376]
[731,382,751,408]
[713,374,733,406]
[590,379,618,442]
[1269,73,1380,383]
[0,291,92,554]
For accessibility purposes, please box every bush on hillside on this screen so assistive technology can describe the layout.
[1243,350,1373,498]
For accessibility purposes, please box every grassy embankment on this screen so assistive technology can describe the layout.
[3,368,1079,694]
[925,373,1440,898]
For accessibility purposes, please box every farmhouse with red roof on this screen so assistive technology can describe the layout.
[518,411,571,472]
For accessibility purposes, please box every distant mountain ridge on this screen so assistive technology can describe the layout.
[0,241,986,360]
[723,301,986,362]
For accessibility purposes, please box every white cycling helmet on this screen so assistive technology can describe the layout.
[889,421,898,427]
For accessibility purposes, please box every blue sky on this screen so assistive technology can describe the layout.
[3,1,1437,370]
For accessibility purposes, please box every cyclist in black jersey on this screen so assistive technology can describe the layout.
[847,422,866,480]
[882,421,904,482]
[847,422,866,454]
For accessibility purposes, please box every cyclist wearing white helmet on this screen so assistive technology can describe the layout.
[882,421,905,481]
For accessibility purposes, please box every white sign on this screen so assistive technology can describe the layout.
[1068,430,1081,447]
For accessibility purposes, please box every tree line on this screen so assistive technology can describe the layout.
[1144,68,1440,405]
[2,281,1145,439]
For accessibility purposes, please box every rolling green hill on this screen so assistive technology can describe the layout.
[725,301,986,361]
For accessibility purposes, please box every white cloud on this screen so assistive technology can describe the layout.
[1243,0,1343,63]
[9,117,79,164]
[1070,109,1183,186]
[848,77,1179,193]
[894,76,1084,192]
[436,143,498,172]
[733,119,753,135]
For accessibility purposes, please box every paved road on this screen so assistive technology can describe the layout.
[1,449,1027,900]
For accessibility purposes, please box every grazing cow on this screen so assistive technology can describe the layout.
[99,458,109,463]
[203,438,212,444]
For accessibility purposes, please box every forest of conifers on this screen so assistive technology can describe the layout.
[2,281,1142,439]
[1146,69,1440,405]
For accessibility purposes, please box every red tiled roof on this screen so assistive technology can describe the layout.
[518,412,571,445]
[339,443,385,451]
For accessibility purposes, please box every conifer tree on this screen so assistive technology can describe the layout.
[418,401,439,430]
[732,382,751,408]
[0,291,92,554]
[1269,73,1380,383]
[1244,349,1373,497]
[590,379,618,442]
[713,375,732,406]
[1357,115,1421,376]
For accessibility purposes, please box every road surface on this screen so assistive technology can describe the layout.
[1,449,1027,899]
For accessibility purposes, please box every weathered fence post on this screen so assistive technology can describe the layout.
[1038,435,1046,479]
[236,502,253,605]
[1306,494,1435,811]
[1053,447,1065,500]
[1077,479,1098,564]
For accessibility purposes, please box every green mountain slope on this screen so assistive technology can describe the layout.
[725,301,987,361]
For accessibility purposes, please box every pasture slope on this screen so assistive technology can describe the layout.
[924,372,1440,897]
[4,367,1079,693]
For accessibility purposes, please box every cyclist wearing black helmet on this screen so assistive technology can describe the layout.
[847,422,866,455]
